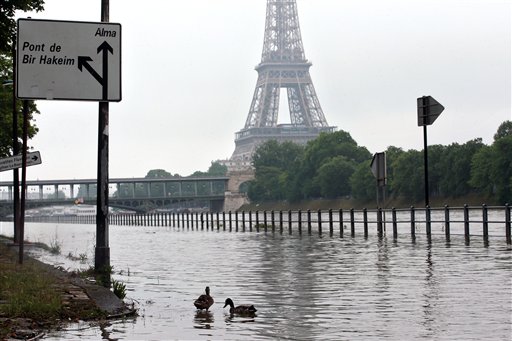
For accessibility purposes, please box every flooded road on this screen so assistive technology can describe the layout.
[1,222,510,340]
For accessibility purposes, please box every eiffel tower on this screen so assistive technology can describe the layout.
[229,0,336,168]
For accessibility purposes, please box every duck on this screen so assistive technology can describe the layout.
[194,286,214,311]
[223,298,257,314]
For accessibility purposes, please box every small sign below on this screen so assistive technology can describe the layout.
[0,151,42,172]
[370,152,387,187]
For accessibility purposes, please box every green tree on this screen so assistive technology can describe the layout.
[469,145,494,196]
[314,156,356,198]
[1,0,45,54]
[390,150,424,202]
[470,122,512,203]
[491,135,512,203]
[289,130,370,200]
[436,139,484,198]
[0,1,44,157]
[207,161,228,176]
[494,120,512,141]
[350,160,375,201]
[248,140,304,201]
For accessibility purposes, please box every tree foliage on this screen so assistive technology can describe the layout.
[1,0,45,54]
[0,1,44,157]
[247,121,510,205]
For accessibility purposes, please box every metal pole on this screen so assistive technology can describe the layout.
[95,0,110,271]
[423,124,429,207]
[18,100,29,264]
[12,39,20,244]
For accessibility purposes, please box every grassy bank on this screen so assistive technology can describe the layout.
[0,238,107,339]
[239,193,496,211]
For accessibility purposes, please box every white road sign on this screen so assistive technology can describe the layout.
[0,151,42,172]
[16,18,121,102]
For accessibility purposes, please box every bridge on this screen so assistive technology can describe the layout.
[0,176,230,213]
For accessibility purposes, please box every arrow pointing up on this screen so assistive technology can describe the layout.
[97,41,113,101]
[78,41,114,101]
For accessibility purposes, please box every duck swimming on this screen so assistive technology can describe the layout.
[194,286,214,311]
[223,298,257,314]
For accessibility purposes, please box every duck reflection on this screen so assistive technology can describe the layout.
[193,310,214,330]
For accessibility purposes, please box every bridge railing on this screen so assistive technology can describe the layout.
[13,204,512,245]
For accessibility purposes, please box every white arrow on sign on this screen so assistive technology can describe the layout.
[0,151,42,172]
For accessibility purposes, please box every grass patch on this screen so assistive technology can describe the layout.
[0,259,61,320]
[0,240,109,339]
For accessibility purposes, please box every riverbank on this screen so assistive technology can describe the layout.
[239,193,496,211]
[0,237,135,339]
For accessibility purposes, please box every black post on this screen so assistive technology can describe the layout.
[410,206,416,241]
[298,210,302,235]
[444,205,451,242]
[482,204,488,243]
[317,209,322,236]
[426,206,432,242]
[464,204,470,245]
[377,208,383,239]
[263,210,267,233]
[423,124,429,207]
[339,209,343,238]
[506,204,511,245]
[288,210,292,235]
[329,209,333,236]
[392,208,398,240]
[279,210,283,234]
[363,208,368,238]
[12,39,20,244]
[18,100,29,264]
[350,208,355,237]
[307,209,311,235]
[95,0,110,272]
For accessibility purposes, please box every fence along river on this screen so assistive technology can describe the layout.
[22,204,512,244]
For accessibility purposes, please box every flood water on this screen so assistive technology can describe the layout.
[0,221,511,340]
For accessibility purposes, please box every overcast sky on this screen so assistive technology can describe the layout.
[8,0,511,181]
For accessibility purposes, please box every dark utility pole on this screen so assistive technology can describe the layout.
[18,100,29,264]
[12,39,20,244]
[95,0,110,272]
[417,95,445,208]
[423,125,429,206]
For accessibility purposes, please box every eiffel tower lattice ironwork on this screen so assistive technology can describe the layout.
[230,0,336,168]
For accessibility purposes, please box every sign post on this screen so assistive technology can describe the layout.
[16,6,121,268]
[417,96,445,207]
[95,0,111,273]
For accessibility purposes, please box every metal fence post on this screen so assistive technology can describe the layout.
[392,208,398,240]
[350,208,355,237]
[444,205,450,242]
[505,203,510,245]
[363,208,368,238]
[426,206,432,242]
[464,204,470,245]
[482,204,488,243]
[410,206,416,241]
